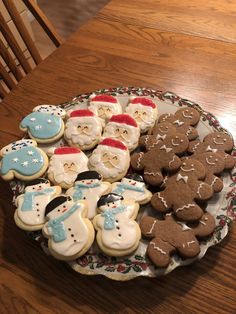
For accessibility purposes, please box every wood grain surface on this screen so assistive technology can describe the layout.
[0,0,236,313]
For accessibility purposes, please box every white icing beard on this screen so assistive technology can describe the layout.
[65,118,102,145]
[49,154,89,185]
[125,104,157,131]
[89,146,130,178]
[103,123,139,149]
[88,102,122,120]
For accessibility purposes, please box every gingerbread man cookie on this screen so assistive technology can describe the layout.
[151,159,214,221]
[158,107,200,140]
[188,132,235,170]
[140,213,215,267]
[131,133,189,186]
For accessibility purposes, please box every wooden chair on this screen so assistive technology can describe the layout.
[0,0,62,99]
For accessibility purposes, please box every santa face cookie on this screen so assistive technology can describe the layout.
[88,94,122,122]
[125,97,158,133]
[66,171,111,219]
[0,139,48,181]
[64,109,103,150]
[111,173,152,204]
[88,138,130,183]
[102,114,140,151]
[42,196,95,261]
[20,105,66,143]
[47,147,89,189]
[93,193,141,256]
[14,178,61,231]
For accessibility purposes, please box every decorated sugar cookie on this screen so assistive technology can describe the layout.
[14,178,61,231]
[0,139,48,181]
[102,114,140,151]
[66,171,111,219]
[47,147,89,189]
[93,193,141,256]
[111,173,152,204]
[42,196,95,261]
[64,109,103,150]
[20,105,66,143]
[88,138,130,183]
[125,97,158,133]
[88,94,122,122]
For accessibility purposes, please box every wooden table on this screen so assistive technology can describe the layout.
[1,0,235,313]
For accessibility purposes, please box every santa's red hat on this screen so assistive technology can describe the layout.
[109,114,138,127]
[130,97,156,108]
[54,146,82,155]
[90,94,118,103]
[70,109,94,118]
[100,138,127,150]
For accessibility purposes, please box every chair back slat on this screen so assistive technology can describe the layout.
[0,82,8,98]
[0,62,16,90]
[3,0,42,65]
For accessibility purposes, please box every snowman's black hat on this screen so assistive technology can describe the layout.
[45,195,72,216]
[125,173,144,182]
[75,171,102,182]
[25,178,49,188]
[97,193,123,208]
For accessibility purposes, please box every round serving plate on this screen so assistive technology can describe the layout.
[10,87,236,281]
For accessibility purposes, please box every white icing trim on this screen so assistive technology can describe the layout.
[206,157,216,165]
[213,139,224,145]
[192,142,200,152]
[176,173,188,183]
[187,240,195,246]
[211,177,218,187]
[168,155,176,167]
[197,183,204,198]
[182,111,193,119]
[147,220,157,234]
[176,203,195,213]
[200,220,206,225]
[150,242,166,255]
[171,139,180,146]
[157,192,168,208]
[180,166,195,172]
[173,119,184,126]
[144,171,161,176]
[136,152,144,168]
[160,145,172,153]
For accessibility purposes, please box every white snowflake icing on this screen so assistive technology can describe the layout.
[35,125,42,130]
[30,118,36,122]
[12,158,19,163]
[21,161,29,167]
[32,159,39,163]
[47,119,52,124]
[27,150,34,155]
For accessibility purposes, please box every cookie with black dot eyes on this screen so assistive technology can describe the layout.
[64,109,103,150]
[151,159,214,221]
[188,132,235,170]
[42,196,95,261]
[92,193,141,257]
[19,105,66,144]
[14,178,61,231]
[130,133,189,186]
[158,107,200,140]
[0,139,48,181]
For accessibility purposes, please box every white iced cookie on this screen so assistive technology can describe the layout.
[88,94,122,123]
[102,114,140,151]
[42,196,95,261]
[93,193,141,257]
[88,138,130,183]
[64,109,103,150]
[47,146,89,189]
[19,105,66,143]
[125,97,158,133]
[14,178,61,231]
[111,173,152,204]
[66,171,111,219]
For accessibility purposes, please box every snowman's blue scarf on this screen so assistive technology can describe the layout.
[47,203,80,242]
[21,188,54,211]
[112,183,144,195]
[72,182,100,200]
[101,204,126,230]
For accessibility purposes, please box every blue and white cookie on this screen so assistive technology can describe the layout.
[20,105,66,143]
[0,139,48,181]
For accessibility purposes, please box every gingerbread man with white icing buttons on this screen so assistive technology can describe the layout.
[140,212,215,268]
[188,132,235,170]
[151,159,213,221]
[130,133,189,186]
[158,107,200,140]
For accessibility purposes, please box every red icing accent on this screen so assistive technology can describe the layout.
[91,94,117,103]
[130,97,156,108]
[110,114,138,127]
[100,138,127,150]
[54,147,81,154]
[70,109,94,117]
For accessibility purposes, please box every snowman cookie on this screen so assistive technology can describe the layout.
[14,178,61,231]
[102,114,140,151]
[0,139,48,181]
[125,97,158,133]
[66,171,111,219]
[64,109,103,150]
[88,94,122,123]
[93,193,141,257]
[43,196,95,261]
[20,105,66,143]
[89,138,130,183]
[111,174,152,204]
[47,146,89,189]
